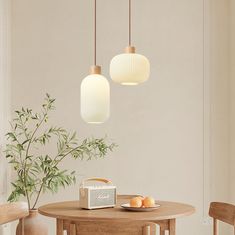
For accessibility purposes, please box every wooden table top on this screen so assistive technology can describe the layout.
[39,196,195,222]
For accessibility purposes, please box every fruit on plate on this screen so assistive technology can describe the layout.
[130,196,155,208]
[143,196,155,208]
[130,197,143,208]
[137,196,145,207]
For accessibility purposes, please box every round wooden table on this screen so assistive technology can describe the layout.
[39,195,195,235]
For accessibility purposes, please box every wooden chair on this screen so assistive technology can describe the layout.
[0,202,29,235]
[209,202,235,235]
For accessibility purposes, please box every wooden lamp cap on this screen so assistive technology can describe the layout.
[90,65,101,74]
[125,46,136,53]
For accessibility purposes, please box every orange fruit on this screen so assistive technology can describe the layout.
[136,196,145,207]
[130,197,142,208]
[143,196,155,208]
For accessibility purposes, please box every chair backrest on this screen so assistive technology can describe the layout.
[0,202,28,225]
[209,202,235,235]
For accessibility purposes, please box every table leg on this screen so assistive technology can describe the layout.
[169,219,176,235]
[69,224,76,235]
[143,225,149,235]
[75,224,80,235]
[57,219,64,235]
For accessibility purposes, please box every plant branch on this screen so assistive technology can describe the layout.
[31,146,79,209]
[32,181,44,209]
[23,113,47,209]
[6,94,116,210]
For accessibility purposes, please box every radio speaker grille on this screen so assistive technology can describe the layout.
[90,188,116,207]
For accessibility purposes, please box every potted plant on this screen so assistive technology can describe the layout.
[5,94,116,235]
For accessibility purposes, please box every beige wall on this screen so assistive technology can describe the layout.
[10,0,231,234]
[0,0,11,234]
[229,0,235,204]
[210,0,230,201]
[210,0,232,232]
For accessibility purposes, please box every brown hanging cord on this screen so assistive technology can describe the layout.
[125,0,135,53]
[129,0,131,46]
[94,0,97,65]
[90,0,101,74]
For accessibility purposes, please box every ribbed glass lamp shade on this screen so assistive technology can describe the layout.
[81,66,110,123]
[110,47,150,85]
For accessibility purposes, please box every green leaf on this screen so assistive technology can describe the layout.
[22,139,30,145]
[6,132,17,141]
[16,144,24,151]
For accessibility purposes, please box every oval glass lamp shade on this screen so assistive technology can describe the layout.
[81,73,110,124]
[110,52,150,85]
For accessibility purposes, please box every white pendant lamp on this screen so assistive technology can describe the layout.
[81,0,110,124]
[110,0,150,85]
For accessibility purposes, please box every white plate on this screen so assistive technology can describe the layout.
[121,203,161,212]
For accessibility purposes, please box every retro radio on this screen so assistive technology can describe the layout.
[79,178,117,209]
